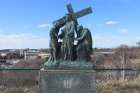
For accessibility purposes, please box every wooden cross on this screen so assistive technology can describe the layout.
[53,3,93,26]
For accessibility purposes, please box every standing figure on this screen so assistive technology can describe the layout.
[76,25,93,61]
[59,28,66,60]
[62,13,77,61]
[49,23,60,62]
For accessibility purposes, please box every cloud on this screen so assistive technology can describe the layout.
[105,21,118,25]
[0,33,49,49]
[94,34,137,48]
[38,23,51,28]
[120,28,128,34]
[0,33,137,49]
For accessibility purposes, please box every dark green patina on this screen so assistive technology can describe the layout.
[44,3,93,69]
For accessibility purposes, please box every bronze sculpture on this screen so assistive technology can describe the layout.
[63,14,77,61]
[44,3,93,68]
[76,25,92,62]
[49,23,60,62]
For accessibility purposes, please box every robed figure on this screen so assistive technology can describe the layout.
[60,13,77,61]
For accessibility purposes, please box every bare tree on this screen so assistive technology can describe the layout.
[116,44,129,80]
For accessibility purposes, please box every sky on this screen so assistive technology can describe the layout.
[0,0,139,49]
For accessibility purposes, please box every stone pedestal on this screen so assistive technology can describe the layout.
[39,69,96,93]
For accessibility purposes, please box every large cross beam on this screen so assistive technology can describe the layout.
[67,3,74,14]
[53,3,92,26]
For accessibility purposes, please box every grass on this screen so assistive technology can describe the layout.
[96,79,140,93]
[0,86,37,93]
[0,80,140,93]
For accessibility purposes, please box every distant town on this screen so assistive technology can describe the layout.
[1,45,140,70]
[0,48,50,68]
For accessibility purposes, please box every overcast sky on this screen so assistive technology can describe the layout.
[0,0,139,49]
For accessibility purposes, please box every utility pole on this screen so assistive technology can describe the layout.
[119,45,128,80]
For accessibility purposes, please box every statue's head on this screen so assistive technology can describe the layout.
[77,25,83,31]
[66,13,73,21]
[77,25,83,37]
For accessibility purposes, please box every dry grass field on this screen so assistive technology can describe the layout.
[0,86,37,93]
[96,79,140,93]
[0,80,140,93]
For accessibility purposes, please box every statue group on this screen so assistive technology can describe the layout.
[45,3,93,67]
[39,4,96,93]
